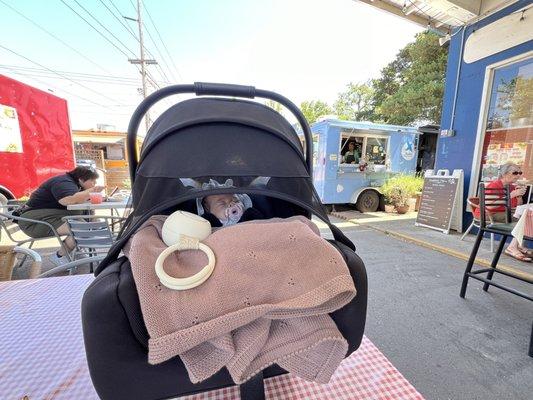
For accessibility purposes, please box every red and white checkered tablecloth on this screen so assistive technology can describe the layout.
[0,275,424,400]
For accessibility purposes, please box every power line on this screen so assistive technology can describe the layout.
[59,0,132,59]
[1,65,117,108]
[2,64,167,87]
[97,0,139,42]
[0,64,142,84]
[146,34,171,83]
[71,0,137,57]
[0,69,143,87]
[142,22,174,83]
[0,44,129,106]
[108,0,137,37]
[141,0,184,81]
[0,0,114,75]
[98,0,172,84]
[60,0,159,93]
[155,64,171,85]
[137,11,175,83]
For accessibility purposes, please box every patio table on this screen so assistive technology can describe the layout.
[0,275,425,400]
[67,199,129,213]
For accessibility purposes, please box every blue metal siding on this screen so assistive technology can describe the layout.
[436,0,533,194]
[436,0,533,228]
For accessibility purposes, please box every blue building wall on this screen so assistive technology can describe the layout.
[436,0,533,228]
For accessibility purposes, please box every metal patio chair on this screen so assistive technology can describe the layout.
[61,215,125,272]
[38,255,106,278]
[460,182,533,356]
[0,245,42,281]
[460,196,495,252]
[0,205,73,271]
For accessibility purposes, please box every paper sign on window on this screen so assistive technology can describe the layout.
[0,104,23,153]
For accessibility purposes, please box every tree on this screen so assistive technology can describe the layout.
[300,100,333,124]
[333,81,375,121]
[371,47,410,121]
[264,100,283,115]
[372,31,448,125]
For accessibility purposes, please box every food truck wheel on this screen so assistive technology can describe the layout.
[0,193,8,207]
[355,190,380,213]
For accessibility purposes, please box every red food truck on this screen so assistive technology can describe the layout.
[0,74,75,205]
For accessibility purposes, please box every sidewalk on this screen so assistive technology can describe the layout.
[330,209,533,280]
[329,217,533,400]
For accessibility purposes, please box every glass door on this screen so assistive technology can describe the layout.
[479,57,533,182]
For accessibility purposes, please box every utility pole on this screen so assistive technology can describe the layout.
[126,0,157,132]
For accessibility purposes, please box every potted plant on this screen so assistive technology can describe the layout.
[380,174,420,214]
[410,174,424,212]
[390,186,411,214]
[380,179,396,213]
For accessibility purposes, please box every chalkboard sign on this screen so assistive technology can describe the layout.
[415,170,464,234]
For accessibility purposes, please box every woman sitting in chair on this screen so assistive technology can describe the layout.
[474,162,530,262]
[17,167,105,266]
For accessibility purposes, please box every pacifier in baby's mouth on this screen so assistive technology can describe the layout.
[155,211,216,291]
[222,201,244,226]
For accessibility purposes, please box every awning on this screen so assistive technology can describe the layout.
[73,135,125,144]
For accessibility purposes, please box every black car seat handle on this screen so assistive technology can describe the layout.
[127,82,313,183]
[194,82,256,98]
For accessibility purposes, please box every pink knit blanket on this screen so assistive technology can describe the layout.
[124,216,356,384]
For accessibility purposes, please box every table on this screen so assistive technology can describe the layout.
[0,276,425,400]
[67,199,129,212]
[67,200,129,222]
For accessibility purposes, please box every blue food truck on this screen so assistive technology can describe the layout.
[307,119,420,212]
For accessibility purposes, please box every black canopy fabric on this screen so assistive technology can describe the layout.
[96,97,334,273]
[140,97,303,159]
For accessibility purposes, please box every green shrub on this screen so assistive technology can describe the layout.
[381,174,423,207]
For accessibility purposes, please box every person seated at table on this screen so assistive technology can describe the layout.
[474,162,530,262]
[17,167,105,266]
[342,141,360,164]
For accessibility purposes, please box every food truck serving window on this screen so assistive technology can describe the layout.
[480,57,533,182]
[364,137,387,165]
[339,132,388,166]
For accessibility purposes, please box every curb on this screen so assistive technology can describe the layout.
[330,211,533,281]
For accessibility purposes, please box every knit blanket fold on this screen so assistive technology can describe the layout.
[125,215,356,384]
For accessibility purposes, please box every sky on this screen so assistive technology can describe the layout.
[0,0,422,132]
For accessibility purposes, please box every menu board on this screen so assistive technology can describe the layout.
[416,170,464,234]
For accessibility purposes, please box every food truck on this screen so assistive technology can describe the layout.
[0,74,75,204]
[308,119,419,212]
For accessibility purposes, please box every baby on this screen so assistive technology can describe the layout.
[197,179,264,227]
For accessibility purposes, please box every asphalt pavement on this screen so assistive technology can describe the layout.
[324,216,533,400]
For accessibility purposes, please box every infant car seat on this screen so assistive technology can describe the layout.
[82,83,368,400]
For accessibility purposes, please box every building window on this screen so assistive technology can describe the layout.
[105,145,124,160]
[480,57,533,181]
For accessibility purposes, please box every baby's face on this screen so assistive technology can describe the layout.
[204,194,238,220]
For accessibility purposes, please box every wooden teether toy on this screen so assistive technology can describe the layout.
[155,211,214,290]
